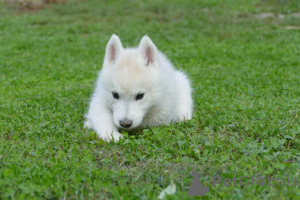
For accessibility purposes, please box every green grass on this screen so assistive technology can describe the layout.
[0,0,300,199]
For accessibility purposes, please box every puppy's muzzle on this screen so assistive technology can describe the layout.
[119,119,132,128]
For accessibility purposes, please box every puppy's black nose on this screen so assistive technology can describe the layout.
[119,120,132,128]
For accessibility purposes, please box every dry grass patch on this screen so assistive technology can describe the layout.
[4,0,68,11]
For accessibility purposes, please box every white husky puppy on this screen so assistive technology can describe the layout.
[84,34,193,142]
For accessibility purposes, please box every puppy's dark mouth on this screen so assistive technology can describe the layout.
[119,126,135,131]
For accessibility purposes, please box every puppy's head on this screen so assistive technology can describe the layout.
[101,34,161,130]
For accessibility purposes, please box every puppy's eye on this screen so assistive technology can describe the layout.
[112,92,119,99]
[136,93,144,100]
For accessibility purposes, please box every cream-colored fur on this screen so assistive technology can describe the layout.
[84,34,193,142]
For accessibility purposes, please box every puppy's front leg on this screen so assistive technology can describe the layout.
[85,98,123,142]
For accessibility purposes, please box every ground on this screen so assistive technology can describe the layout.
[0,0,299,199]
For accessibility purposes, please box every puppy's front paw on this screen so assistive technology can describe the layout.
[83,120,92,129]
[98,130,123,142]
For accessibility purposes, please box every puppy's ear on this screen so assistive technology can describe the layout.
[104,34,123,65]
[138,36,158,67]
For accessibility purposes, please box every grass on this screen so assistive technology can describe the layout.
[3,0,67,11]
[0,0,299,199]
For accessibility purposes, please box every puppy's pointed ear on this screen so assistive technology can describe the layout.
[138,36,158,67]
[104,34,123,65]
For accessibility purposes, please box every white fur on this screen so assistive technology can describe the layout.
[84,34,193,142]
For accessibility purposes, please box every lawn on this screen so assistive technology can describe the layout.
[0,0,299,199]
